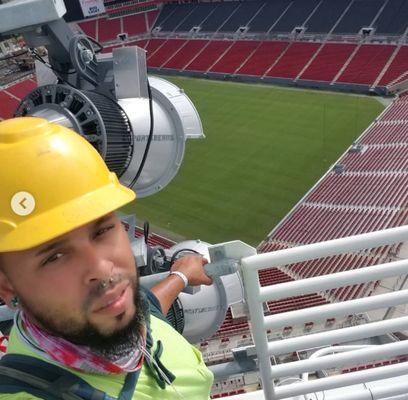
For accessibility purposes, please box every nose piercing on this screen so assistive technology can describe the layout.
[99,277,114,289]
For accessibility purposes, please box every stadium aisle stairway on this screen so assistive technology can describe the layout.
[163,39,209,70]
[374,0,408,35]
[271,0,320,33]
[259,92,408,303]
[159,3,196,32]
[337,44,397,85]
[145,38,167,57]
[185,41,232,72]
[77,9,156,43]
[153,0,407,35]
[299,43,357,82]
[73,6,408,91]
[134,38,406,90]
[380,46,408,86]
[305,0,351,33]
[141,38,404,88]
[236,41,289,76]
[175,4,215,32]
[218,1,264,32]
[266,42,321,79]
[147,9,159,30]
[210,41,260,74]
[332,0,384,34]
[147,39,187,68]
[248,1,291,33]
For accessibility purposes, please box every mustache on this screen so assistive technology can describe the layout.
[83,273,135,311]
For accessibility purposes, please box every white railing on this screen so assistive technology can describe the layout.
[388,78,408,95]
[240,225,408,400]
[387,71,408,94]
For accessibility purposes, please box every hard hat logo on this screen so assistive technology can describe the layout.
[11,192,36,216]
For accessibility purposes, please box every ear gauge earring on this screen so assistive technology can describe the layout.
[10,296,19,308]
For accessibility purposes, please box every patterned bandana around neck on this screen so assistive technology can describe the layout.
[19,311,145,375]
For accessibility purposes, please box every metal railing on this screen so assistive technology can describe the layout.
[240,225,408,400]
[387,73,408,95]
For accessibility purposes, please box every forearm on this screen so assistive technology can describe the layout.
[150,274,185,315]
[151,255,212,315]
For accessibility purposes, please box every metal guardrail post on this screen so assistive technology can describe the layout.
[239,225,408,400]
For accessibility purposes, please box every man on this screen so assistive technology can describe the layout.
[0,117,214,399]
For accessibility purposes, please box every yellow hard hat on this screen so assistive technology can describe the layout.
[0,117,136,252]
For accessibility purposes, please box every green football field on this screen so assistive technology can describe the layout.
[121,77,384,246]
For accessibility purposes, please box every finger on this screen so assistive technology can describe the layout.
[202,265,213,285]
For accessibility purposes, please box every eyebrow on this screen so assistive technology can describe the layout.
[35,214,114,257]
[35,239,69,257]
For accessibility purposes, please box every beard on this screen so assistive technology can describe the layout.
[18,274,149,362]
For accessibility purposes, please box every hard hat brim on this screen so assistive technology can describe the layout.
[1,181,136,252]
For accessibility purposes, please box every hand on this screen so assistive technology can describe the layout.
[170,255,213,286]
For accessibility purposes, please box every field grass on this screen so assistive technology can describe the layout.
[121,77,384,246]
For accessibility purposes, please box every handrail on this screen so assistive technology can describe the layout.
[240,224,408,400]
[387,71,408,94]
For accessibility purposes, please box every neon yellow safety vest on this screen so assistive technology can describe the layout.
[1,315,214,399]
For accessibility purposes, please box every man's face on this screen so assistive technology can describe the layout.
[0,212,144,352]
